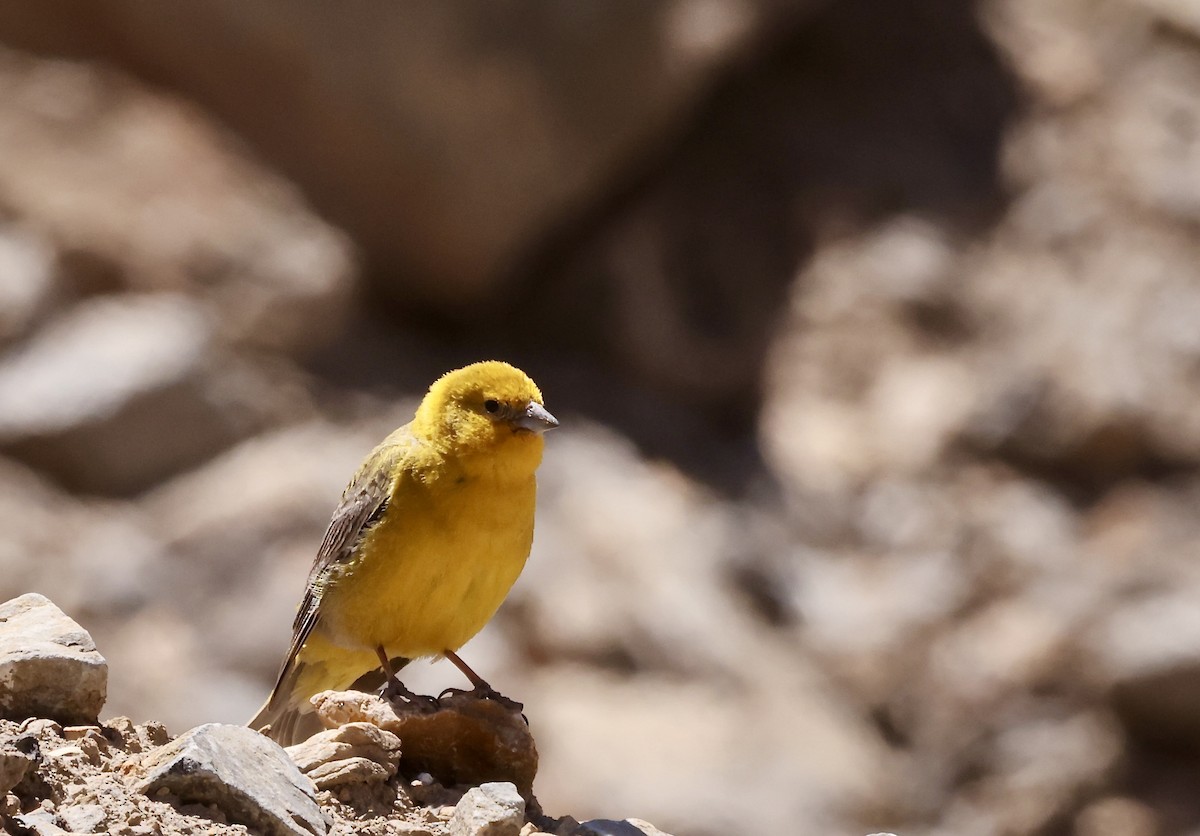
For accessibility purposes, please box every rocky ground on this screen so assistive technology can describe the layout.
[0,593,672,836]
[0,1,1199,834]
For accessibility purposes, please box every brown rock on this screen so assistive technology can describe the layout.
[1090,588,1200,750]
[0,2,809,306]
[0,593,106,725]
[0,734,36,794]
[285,722,401,791]
[0,46,355,352]
[310,691,538,798]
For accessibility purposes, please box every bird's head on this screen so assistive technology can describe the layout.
[414,361,558,465]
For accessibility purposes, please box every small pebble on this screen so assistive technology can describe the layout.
[106,717,141,752]
[139,722,170,747]
[78,736,102,765]
[47,745,85,762]
[63,725,101,741]
[449,783,526,836]
[19,719,62,737]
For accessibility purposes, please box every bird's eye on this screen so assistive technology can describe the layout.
[484,399,500,414]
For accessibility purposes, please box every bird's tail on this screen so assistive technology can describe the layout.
[248,639,409,747]
[248,656,326,747]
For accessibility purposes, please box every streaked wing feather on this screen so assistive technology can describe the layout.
[265,435,409,708]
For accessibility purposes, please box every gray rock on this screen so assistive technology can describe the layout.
[134,723,326,836]
[448,782,525,836]
[0,593,107,724]
[578,820,675,836]
[0,293,261,494]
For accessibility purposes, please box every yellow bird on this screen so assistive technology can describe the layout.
[250,361,558,745]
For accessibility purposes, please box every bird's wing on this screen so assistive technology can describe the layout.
[264,432,412,711]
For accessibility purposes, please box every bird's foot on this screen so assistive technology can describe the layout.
[437,685,524,713]
[380,678,439,712]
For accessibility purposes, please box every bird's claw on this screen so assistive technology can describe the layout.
[437,685,524,713]
[380,678,439,712]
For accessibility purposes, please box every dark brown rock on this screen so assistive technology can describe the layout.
[0,734,36,794]
[310,690,538,799]
[0,2,807,308]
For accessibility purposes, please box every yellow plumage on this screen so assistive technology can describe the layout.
[250,361,557,745]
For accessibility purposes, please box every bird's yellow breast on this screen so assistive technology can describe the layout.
[317,459,537,659]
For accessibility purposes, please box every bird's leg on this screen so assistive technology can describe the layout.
[438,649,524,711]
[443,648,491,690]
[375,645,437,710]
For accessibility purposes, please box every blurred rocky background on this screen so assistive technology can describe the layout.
[0,0,1197,834]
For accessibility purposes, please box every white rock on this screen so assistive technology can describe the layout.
[0,224,55,344]
[0,294,254,493]
[448,782,525,836]
[57,803,106,834]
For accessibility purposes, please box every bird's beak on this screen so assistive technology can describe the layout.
[514,401,559,433]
